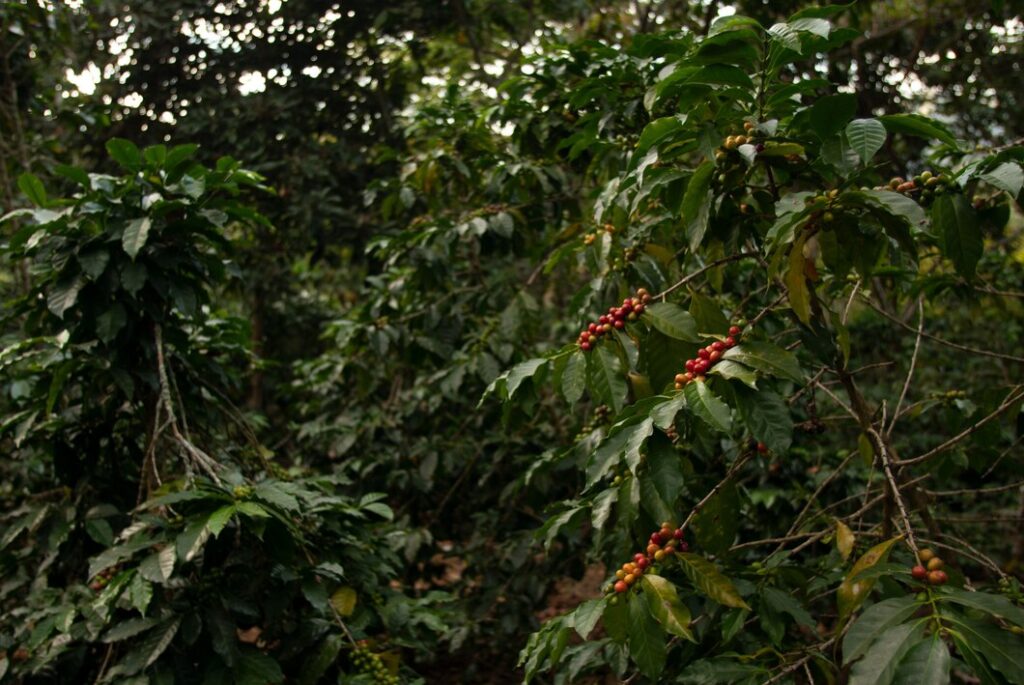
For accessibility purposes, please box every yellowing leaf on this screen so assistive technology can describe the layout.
[838,535,902,619]
[786,232,811,323]
[835,520,855,561]
[330,586,357,617]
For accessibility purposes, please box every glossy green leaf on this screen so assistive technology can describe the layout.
[734,387,792,453]
[691,482,740,555]
[893,637,950,685]
[123,217,153,259]
[589,346,628,412]
[643,302,700,341]
[561,350,586,404]
[721,342,803,383]
[950,615,1024,683]
[879,114,959,149]
[709,360,758,388]
[683,381,732,433]
[848,622,925,685]
[683,161,715,250]
[641,574,695,641]
[843,595,921,664]
[106,137,144,170]
[628,592,667,679]
[676,552,750,609]
[979,162,1024,196]
[846,118,887,164]
[941,588,1024,627]
[932,194,981,278]
[17,173,47,206]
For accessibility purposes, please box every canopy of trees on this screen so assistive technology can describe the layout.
[1,1,1023,684]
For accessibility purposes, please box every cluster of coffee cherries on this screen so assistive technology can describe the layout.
[910,547,948,586]
[886,170,955,206]
[609,522,689,594]
[673,324,744,389]
[89,565,119,592]
[351,642,400,685]
[577,288,653,351]
[582,222,616,246]
[575,404,612,441]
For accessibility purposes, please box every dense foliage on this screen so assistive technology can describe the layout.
[2,1,1023,684]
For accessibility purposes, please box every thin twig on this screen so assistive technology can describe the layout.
[895,386,1024,466]
[887,298,923,439]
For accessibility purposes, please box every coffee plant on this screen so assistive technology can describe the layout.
[472,9,1024,684]
[0,142,449,682]
[3,2,1024,684]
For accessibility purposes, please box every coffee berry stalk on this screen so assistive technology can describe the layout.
[674,323,746,388]
[607,522,690,595]
[577,288,652,351]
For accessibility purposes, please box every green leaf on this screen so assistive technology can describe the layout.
[756,142,806,158]
[893,637,951,685]
[786,232,811,323]
[848,622,925,685]
[947,616,1024,683]
[298,634,344,685]
[932,194,982,279]
[47,276,85,318]
[236,650,285,685]
[941,588,1024,627]
[96,304,127,343]
[643,302,700,341]
[641,575,695,641]
[561,350,586,405]
[838,535,903,619]
[78,248,110,279]
[591,487,617,532]
[603,595,629,643]
[106,137,144,170]
[689,291,729,334]
[858,189,928,231]
[709,360,758,388]
[844,597,922,663]
[128,572,153,616]
[102,616,163,643]
[207,505,236,538]
[17,173,47,206]
[809,93,856,138]
[879,114,959,149]
[176,517,211,563]
[676,552,750,609]
[763,587,815,628]
[123,217,153,259]
[846,118,887,164]
[628,593,667,679]
[683,161,715,250]
[721,342,803,383]
[139,545,176,584]
[691,482,740,555]
[768,22,802,51]
[683,381,732,433]
[636,115,685,157]
[589,346,628,412]
[734,387,792,453]
[506,357,547,399]
[570,598,605,639]
[646,436,685,508]
[979,162,1024,196]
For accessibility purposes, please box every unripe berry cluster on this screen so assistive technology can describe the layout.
[673,324,744,388]
[89,565,119,592]
[576,405,612,440]
[910,548,948,586]
[582,223,616,245]
[577,288,652,351]
[351,642,400,685]
[608,522,689,594]
[886,170,954,205]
